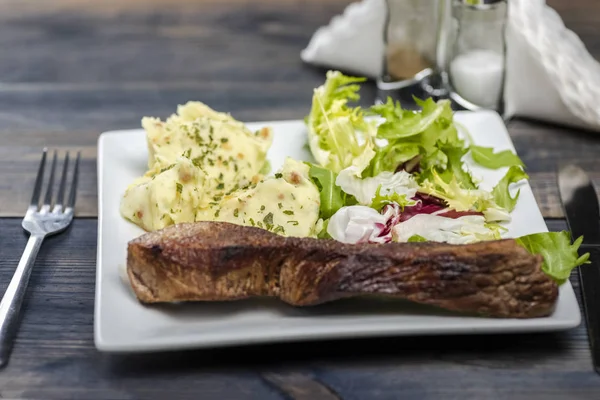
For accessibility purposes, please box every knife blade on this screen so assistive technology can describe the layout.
[558,164,600,374]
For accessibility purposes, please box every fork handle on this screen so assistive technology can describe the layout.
[0,234,44,368]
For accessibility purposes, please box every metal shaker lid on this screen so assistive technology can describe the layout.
[458,0,504,3]
[457,0,505,10]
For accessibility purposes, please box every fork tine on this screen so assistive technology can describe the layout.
[43,151,58,206]
[30,148,47,207]
[66,151,80,209]
[55,152,70,207]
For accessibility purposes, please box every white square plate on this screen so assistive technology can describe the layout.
[95,110,581,352]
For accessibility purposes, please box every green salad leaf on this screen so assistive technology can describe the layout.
[367,96,522,212]
[434,143,476,189]
[470,145,524,169]
[306,71,376,175]
[307,163,355,220]
[317,219,332,239]
[516,232,590,284]
[419,169,489,212]
[371,97,449,140]
[367,97,466,182]
[370,185,412,211]
[366,142,420,177]
[408,234,427,242]
[491,166,529,212]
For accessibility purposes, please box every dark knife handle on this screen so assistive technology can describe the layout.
[578,246,600,374]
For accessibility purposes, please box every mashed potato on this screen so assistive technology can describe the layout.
[120,102,320,237]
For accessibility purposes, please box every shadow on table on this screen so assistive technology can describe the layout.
[102,326,578,378]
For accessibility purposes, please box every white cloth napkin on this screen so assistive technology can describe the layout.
[301,0,600,132]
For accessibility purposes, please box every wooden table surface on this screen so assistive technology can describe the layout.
[1,0,600,398]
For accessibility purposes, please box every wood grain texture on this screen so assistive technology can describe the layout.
[0,218,598,399]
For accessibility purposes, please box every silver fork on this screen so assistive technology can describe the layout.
[0,149,80,368]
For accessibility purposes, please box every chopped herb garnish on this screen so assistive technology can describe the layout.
[249,218,256,226]
[214,209,220,218]
[260,205,266,211]
[287,220,299,226]
[275,173,283,179]
[273,225,285,235]
[192,157,203,167]
[263,212,274,226]
[221,138,229,143]
[182,148,192,158]
[283,210,294,215]
[160,164,176,173]
[233,208,239,217]
[278,203,283,209]
[176,182,183,194]
[216,183,225,190]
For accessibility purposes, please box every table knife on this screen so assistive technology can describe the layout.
[558,164,600,374]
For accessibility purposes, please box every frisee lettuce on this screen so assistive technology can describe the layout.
[419,169,492,212]
[368,97,461,178]
[516,232,590,284]
[434,143,476,189]
[306,71,376,175]
[470,145,524,169]
[492,166,529,212]
[370,185,412,211]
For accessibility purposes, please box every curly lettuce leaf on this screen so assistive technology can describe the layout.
[419,168,511,223]
[371,97,448,140]
[470,145,524,169]
[408,234,427,242]
[492,166,529,212]
[306,70,376,174]
[516,232,590,284]
[419,169,491,212]
[367,142,420,177]
[307,163,355,220]
[370,185,412,211]
[434,143,476,189]
[368,97,464,178]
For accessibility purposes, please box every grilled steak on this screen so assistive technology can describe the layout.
[127,221,559,318]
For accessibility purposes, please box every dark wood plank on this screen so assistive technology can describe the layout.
[0,0,351,85]
[0,218,599,399]
[507,119,600,218]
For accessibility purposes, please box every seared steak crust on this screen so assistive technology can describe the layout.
[127,222,558,318]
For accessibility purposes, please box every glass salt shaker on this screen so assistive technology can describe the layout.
[378,0,450,98]
[448,0,508,111]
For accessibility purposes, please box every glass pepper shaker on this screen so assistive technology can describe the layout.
[448,0,508,111]
[378,0,450,97]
